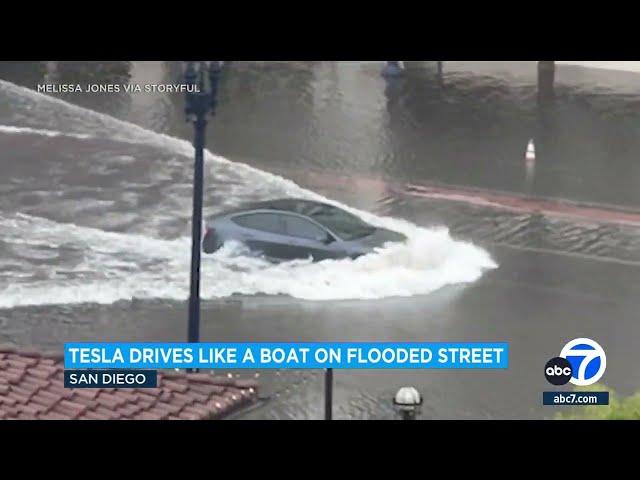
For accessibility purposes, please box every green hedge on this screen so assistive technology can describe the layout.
[556,384,640,420]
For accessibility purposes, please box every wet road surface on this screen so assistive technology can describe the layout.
[1,61,640,419]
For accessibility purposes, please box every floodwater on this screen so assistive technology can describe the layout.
[1,61,640,419]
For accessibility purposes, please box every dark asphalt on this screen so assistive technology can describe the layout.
[1,61,639,419]
[4,192,639,419]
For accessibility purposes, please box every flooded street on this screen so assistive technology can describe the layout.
[1,61,640,419]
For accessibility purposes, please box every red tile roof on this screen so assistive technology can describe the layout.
[0,345,258,420]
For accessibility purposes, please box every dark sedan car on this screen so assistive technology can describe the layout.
[202,198,407,261]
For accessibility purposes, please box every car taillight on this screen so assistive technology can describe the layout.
[202,226,219,253]
[203,226,215,240]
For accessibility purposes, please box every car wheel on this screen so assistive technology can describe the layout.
[202,233,221,254]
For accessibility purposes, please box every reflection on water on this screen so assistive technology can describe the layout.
[3,61,640,206]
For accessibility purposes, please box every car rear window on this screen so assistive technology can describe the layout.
[283,215,328,241]
[231,213,285,234]
[306,206,375,240]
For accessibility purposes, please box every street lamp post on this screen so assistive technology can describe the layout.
[184,61,222,346]
[325,368,333,420]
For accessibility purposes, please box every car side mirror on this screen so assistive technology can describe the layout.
[322,234,335,245]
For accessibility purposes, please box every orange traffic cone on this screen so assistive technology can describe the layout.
[526,139,536,163]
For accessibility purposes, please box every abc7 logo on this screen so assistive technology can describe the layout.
[545,357,573,385]
[545,338,607,386]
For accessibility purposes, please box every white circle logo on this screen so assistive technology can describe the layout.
[560,338,606,386]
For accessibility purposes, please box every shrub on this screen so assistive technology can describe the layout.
[556,384,640,420]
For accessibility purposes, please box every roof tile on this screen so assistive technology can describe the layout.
[8,356,38,368]
[82,410,110,420]
[0,345,17,354]
[141,387,162,396]
[116,403,143,418]
[122,391,140,403]
[53,400,87,419]
[160,379,189,393]
[182,373,214,383]
[188,383,226,396]
[233,379,260,389]
[28,368,58,380]
[0,394,17,406]
[48,383,74,399]
[182,404,212,419]
[4,406,19,417]
[135,391,158,405]
[20,376,50,392]
[12,384,38,399]
[144,407,171,420]
[137,411,161,420]
[31,389,62,405]
[158,390,172,402]
[0,349,257,420]
[208,376,237,386]
[166,391,195,407]
[149,401,181,416]
[95,392,122,410]
[180,389,209,404]
[111,391,135,405]
[7,373,24,385]
[93,406,121,420]
[207,395,228,411]
[69,395,98,410]
[40,411,70,420]
[178,410,200,420]
[73,388,100,400]
[19,402,45,416]
[6,391,28,405]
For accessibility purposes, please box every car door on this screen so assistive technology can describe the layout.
[281,214,343,261]
[230,213,290,259]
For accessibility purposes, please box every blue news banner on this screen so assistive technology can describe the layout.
[63,342,508,388]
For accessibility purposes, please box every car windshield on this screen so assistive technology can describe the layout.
[305,205,376,240]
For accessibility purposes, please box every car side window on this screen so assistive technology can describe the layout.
[232,213,284,234]
[283,215,328,241]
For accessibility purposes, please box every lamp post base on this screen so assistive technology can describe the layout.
[324,368,333,420]
[382,61,404,78]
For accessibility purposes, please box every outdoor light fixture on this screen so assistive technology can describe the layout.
[184,61,223,347]
[393,386,423,420]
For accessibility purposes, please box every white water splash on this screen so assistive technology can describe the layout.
[0,124,94,139]
[0,210,496,308]
[0,80,498,308]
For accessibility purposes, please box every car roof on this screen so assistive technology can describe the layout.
[223,198,340,217]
